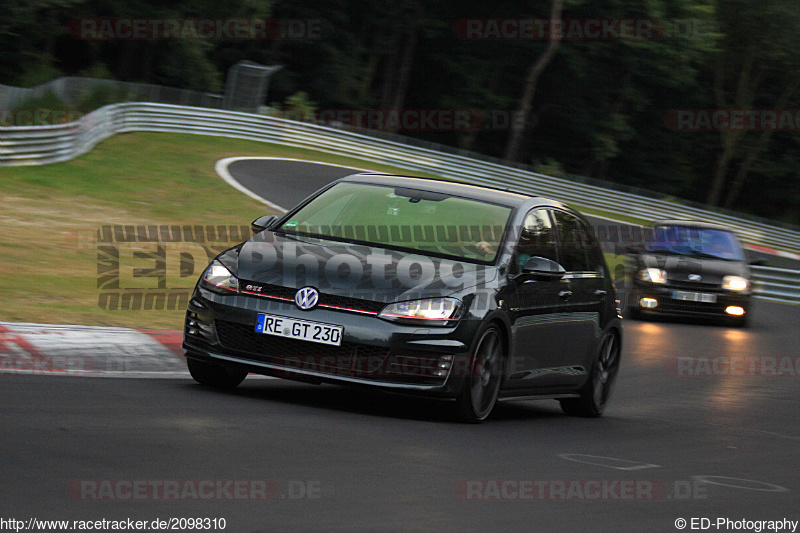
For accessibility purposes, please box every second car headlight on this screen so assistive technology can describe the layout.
[201,260,239,293]
[722,275,749,291]
[378,298,462,326]
[638,268,668,283]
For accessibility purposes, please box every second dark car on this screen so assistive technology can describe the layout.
[183,174,622,422]
[626,220,756,326]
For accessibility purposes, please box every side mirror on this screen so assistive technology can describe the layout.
[251,215,278,234]
[749,258,767,267]
[521,256,566,280]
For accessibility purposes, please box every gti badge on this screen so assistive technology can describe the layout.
[688,274,702,282]
[294,287,319,310]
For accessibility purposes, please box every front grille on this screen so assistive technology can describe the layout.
[318,292,387,313]
[239,281,387,314]
[214,320,448,384]
[667,280,720,291]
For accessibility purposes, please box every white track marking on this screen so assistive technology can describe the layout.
[558,454,661,470]
[691,476,788,492]
[214,156,372,214]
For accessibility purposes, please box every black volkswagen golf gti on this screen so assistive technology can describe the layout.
[183,174,622,422]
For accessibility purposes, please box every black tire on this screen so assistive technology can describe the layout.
[455,325,506,423]
[560,331,620,418]
[187,357,248,389]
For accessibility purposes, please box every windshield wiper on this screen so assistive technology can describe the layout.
[688,251,734,260]
[645,249,692,256]
[277,231,372,249]
[273,231,323,246]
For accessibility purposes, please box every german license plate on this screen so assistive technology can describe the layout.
[255,314,343,346]
[671,291,717,303]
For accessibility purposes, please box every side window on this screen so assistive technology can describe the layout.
[514,209,558,271]
[553,211,593,272]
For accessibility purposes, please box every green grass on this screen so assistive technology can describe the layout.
[0,132,434,329]
[1,133,441,208]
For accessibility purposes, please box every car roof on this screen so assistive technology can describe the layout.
[339,173,564,209]
[653,219,739,233]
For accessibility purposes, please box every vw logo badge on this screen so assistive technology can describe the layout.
[688,274,702,282]
[294,287,319,310]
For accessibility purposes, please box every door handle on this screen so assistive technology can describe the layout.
[558,290,573,299]
[594,290,607,297]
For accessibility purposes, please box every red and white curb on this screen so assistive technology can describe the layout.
[744,244,800,262]
[0,322,187,378]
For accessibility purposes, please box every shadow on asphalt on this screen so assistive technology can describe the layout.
[179,380,566,424]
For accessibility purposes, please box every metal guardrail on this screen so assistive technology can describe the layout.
[750,266,800,304]
[1,102,798,303]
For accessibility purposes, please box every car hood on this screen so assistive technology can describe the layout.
[638,252,749,283]
[224,232,498,303]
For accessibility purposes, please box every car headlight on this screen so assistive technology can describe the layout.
[722,275,749,291]
[638,268,668,284]
[201,260,239,293]
[378,298,462,326]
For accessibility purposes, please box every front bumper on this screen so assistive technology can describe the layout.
[629,281,750,318]
[182,285,480,395]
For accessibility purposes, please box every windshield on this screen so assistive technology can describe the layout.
[275,182,513,263]
[645,225,745,261]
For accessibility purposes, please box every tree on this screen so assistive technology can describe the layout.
[502,0,564,163]
[705,0,800,207]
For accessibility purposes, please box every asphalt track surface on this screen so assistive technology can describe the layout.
[2,160,799,532]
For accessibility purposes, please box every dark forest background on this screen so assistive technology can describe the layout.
[2,0,798,225]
